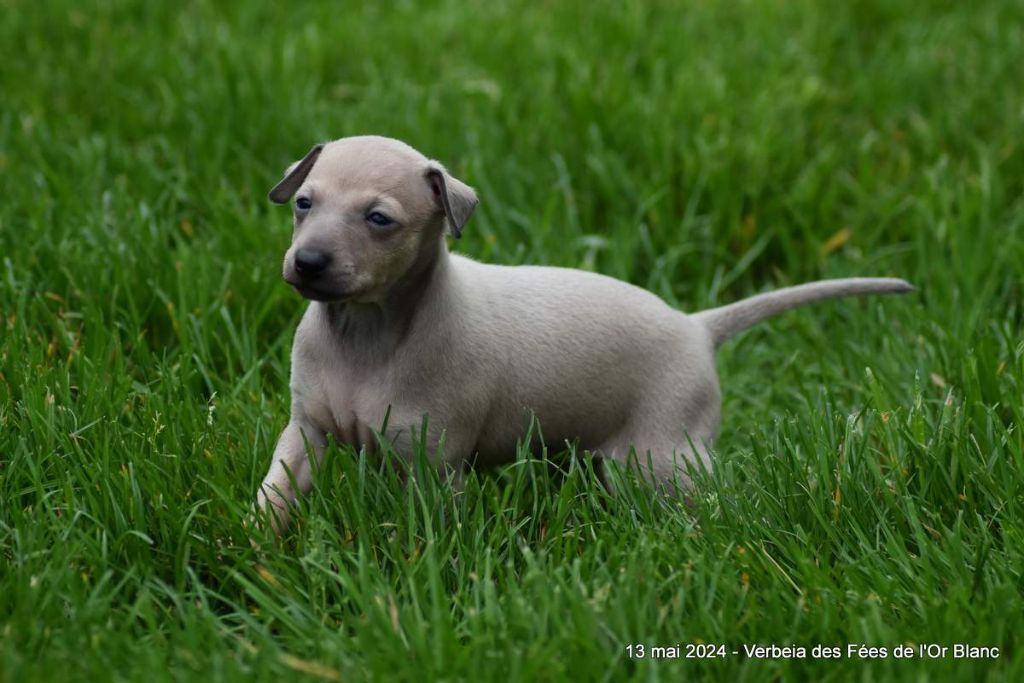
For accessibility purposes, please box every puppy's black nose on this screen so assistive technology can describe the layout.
[294,248,331,276]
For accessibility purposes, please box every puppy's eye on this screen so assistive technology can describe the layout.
[295,197,312,211]
[366,211,393,227]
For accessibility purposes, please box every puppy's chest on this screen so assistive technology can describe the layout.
[298,364,379,443]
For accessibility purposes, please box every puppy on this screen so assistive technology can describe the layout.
[255,135,911,530]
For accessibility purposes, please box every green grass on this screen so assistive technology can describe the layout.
[2,0,1023,680]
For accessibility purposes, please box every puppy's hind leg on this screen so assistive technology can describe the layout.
[596,428,712,499]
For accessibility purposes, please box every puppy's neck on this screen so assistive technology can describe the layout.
[318,237,449,361]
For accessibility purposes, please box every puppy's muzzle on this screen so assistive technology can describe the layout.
[286,248,349,301]
[293,248,332,278]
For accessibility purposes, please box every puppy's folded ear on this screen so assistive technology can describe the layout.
[268,143,325,204]
[425,162,478,238]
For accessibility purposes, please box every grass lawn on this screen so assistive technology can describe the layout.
[2,0,1023,680]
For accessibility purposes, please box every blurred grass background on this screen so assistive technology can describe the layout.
[1,0,1022,680]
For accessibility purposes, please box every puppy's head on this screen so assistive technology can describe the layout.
[268,136,477,303]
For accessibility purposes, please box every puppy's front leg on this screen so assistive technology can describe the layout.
[255,419,326,533]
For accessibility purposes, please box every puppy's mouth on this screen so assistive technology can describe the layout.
[290,283,349,302]
[283,275,350,302]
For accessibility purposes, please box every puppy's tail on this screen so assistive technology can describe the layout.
[693,277,913,347]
